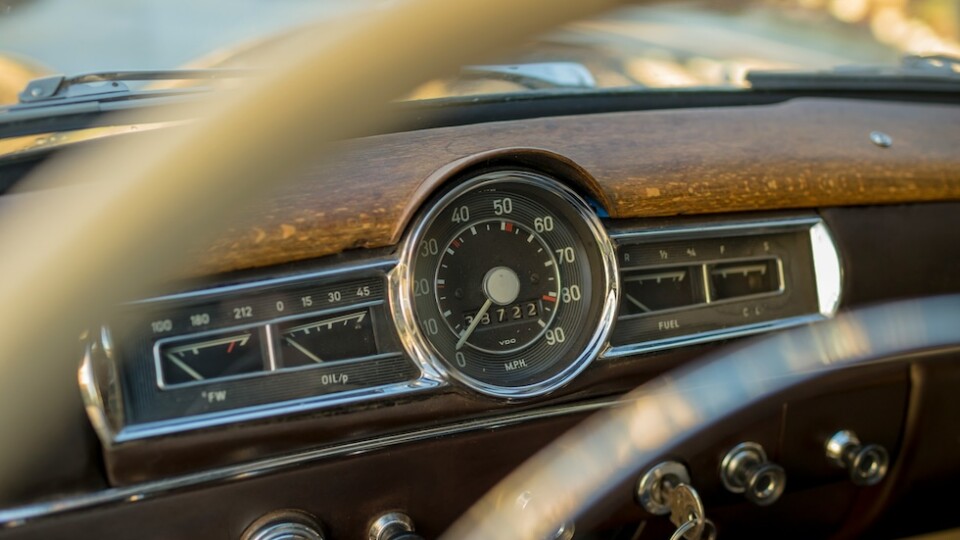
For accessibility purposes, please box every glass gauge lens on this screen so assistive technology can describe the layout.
[400,171,616,396]
[709,258,782,300]
[620,266,701,315]
[158,330,264,386]
[435,219,560,354]
[278,309,378,367]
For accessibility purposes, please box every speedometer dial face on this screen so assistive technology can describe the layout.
[395,170,618,397]
[435,219,560,355]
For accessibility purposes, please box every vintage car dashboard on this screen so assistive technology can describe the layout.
[86,165,839,484]
[2,96,960,540]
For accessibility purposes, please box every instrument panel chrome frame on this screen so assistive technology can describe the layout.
[389,170,620,399]
[80,211,840,444]
[602,214,843,359]
[79,257,445,447]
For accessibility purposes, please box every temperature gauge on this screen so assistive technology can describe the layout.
[277,309,378,368]
[709,258,782,300]
[157,330,265,387]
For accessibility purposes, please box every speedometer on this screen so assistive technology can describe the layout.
[392,170,618,397]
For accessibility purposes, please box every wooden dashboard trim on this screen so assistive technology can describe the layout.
[198,97,960,275]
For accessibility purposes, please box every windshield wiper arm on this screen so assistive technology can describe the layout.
[747,54,960,92]
[15,69,258,107]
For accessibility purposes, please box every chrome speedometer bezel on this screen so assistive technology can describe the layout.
[389,170,620,399]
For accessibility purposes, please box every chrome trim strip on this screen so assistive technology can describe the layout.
[78,341,116,447]
[810,221,843,317]
[608,215,821,241]
[115,372,440,443]
[390,171,620,398]
[264,324,279,371]
[0,398,621,529]
[602,214,841,359]
[602,314,824,359]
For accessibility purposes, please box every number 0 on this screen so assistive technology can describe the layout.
[534,216,554,232]
[555,247,575,263]
[451,206,470,223]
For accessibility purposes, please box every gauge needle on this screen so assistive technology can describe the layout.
[284,336,324,364]
[624,293,652,313]
[456,298,493,351]
[165,354,204,381]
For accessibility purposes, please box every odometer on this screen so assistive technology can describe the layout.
[392,171,619,397]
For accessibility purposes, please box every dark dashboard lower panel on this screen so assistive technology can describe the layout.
[5,357,949,540]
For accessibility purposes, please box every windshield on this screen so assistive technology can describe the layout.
[1,0,959,105]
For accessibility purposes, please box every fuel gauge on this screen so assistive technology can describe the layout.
[620,266,704,316]
[157,330,265,387]
[277,308,378,368]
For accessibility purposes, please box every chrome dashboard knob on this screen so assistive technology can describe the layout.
[369,512,422,540]
[242,510,325,540]
[720,442,786,506]
[825,430,890,486]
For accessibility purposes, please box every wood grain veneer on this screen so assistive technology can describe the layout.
[198,97,960,275]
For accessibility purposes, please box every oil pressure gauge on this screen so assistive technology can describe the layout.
[278,309,378,367]
[392,170,619,397]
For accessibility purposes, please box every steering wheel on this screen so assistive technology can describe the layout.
[0,0,956,537]
[443,296,960,539]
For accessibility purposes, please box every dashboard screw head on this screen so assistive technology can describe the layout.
[870,131,893,148]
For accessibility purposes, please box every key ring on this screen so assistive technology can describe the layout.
[669,519,697,540]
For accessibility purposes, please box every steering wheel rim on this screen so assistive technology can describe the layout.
[442,296,960,539]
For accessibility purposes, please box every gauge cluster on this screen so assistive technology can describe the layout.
[83,169,840,449]
[102,270,425,440]
[605,219,839,357]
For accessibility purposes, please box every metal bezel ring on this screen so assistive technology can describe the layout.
[636,460,691,516]
[720,441,768,494]
[389,169,620,399]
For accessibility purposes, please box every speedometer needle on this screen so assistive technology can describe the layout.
[455,298,493,351]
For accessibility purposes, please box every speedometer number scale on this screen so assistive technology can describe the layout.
[394,171,618,397]
[436,220,560,356]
